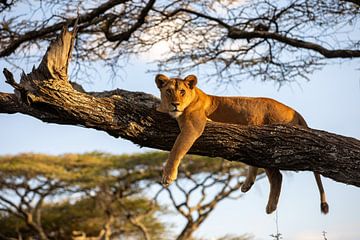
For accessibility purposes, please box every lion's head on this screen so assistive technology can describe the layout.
[155,74,198,118]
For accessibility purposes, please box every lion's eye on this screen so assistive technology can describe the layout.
[166,89,171,95]
[180,90,186,96]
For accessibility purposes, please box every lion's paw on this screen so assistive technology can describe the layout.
[241,181,254,193]
[161,174,176,187]
[266,203,277,214]
[161,166,178,187]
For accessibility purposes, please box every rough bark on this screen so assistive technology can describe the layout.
[1,27,360,188]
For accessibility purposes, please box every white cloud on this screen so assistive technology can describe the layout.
[138,39,173,61]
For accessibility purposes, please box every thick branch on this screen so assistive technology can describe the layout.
[227,29,360,58]
[103,0,156,42]
[169,8,360,59]
[1,28,360,188]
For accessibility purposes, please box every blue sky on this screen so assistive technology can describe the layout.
[1,52,360,239]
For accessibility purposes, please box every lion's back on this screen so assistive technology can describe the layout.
[208,96,306,126]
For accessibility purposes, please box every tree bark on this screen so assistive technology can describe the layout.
[176,222,198,240]
[1,27,360,188]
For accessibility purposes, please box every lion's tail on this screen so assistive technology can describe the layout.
[314,172,329,214]
[296,112,329,214]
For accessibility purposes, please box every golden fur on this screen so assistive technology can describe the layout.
[155,74,329,214]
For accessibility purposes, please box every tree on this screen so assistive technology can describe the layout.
[0,152,258,239]
[0,153,167,240]
[1,26,359,188]
[0,0,359,83]
[0,197,163,240]
[0,153,80,240]
[1,2,359,238]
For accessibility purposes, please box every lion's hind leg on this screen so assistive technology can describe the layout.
[241,166,258,192]
[265,168,282,214]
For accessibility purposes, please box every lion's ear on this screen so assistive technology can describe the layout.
[184,74,197,89]
[155,74,169,89]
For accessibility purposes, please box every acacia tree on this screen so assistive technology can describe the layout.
[0,152,258,239]
[0,153,167,240]
[0,178,61,240]
[0,154,79,240]
[0,2,360,187]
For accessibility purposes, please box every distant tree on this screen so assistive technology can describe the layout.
[0,196,163,240]
[0,152,261,239]
[0,153,167,240]
[0,153,82,240]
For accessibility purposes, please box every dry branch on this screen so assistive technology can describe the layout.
[169,8,360,59]
[1,27,360,187]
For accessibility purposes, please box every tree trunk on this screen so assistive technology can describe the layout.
[176,222,199,240]
[1,27,360,187]
[25,216,48,240]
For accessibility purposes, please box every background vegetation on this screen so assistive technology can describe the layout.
[0,152,256,240]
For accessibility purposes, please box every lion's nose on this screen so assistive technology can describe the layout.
[171,102,180,108]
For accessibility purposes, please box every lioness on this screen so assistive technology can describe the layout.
[155,73,329,214]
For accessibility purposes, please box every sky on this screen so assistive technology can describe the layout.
[1,54,360,239]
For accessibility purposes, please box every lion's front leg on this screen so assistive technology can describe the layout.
[162,128,203,186]
[162,160,179,187]
[162,114,206,186]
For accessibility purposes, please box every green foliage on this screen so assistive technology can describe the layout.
[0,212,29,237]
[0,151,249,239]
[42,196,165,239]
[0,196,166,239]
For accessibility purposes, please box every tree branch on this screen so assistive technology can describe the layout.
[1,27,360,188]
[169,8,360,59]
[341,0,360,7]
[103,0,156,42]
[227,28,360,58]
[0,0,129,57]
